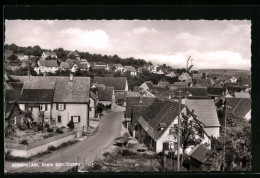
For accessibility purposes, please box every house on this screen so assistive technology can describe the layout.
[78,63,89,71]
[140,81,154,91]
[178,72,192,83]
[93,77,128,92]
[67,51,80,61]
[34,59,59,74]
[93,62,107,69]
[21,60,31,68]
[195,78,214,87]
[97,86,115,108]
[89,91,98,119]
[230,76,237,83]
[189,144,213,171]
[5,102,22,136]
[66,59,80,72]
[59,62,70,70]
[79,58,89,64]
[158,81,170,87]
[234,92,250,98]
[185,99,221,139]
[225,98,251,121]
[113,64,124,72]
[156,69,165,75]
[207,87,226,99]
[5,82,24,102]
[17,55,29,61]
[52,75,91,132]
[123,66,137,76]
[41,51,57,59]
[192,73,202,80]
[136,101,186,153]
[169,82,189,89]
[166,71,176,78]
[18,77,56,126]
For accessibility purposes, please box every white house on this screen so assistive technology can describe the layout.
[41,51,57,59]
[166,72,176,78]
[34,59,59,74]
[123,66,137,76]
[178,72,192,83]
[230,76,238,83]
[156,69,164,75]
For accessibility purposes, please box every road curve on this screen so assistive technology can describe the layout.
[6,111,123,173]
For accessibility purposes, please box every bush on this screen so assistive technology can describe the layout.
[67,120,75,129]
[37,124,43,131]
[56,128,63,134]
[120,149,136,156]
[47,145,56,151]
[47,128,54,132]
[20,139,28,145]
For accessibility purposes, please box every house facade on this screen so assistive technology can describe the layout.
[123,66,137,76]
[178,72,192,83]
[41,52,57,59]
[34,59,59,74]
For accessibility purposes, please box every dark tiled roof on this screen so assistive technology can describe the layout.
[171,82,188,88]
[192,73,202,80]
[23,77,56,90]
[39,59,59,67]
[115,92,126,101]
[186,99,220,127]
[196,78,214,87]
[98,86,114,101]
[137,101,185,141]
[124,66,136,72]
[19,89,54,103]
[93,77,127,91]
[207,87,225,96]
[5,82,23,102]
[226,98,251,119]
[90,91,98,101]
[60,62,70,69]
[53,77,90,103]
[66,59,79,68]
[145,81,154,89]
[126,97,160,118]
[190,144,211,163]
[43,51,57,57]
[181,87,208,97]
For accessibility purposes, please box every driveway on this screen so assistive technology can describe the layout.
[5,111,123,173]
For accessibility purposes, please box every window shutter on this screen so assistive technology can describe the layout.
[45,104,47,111]
[64,103,66,110]
[71,116,73,122]
[56,103,58,110]
[78,116,81,122]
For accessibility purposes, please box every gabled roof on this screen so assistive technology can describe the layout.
[196,78,214,87]
[5,82,24,102]
[23,77,56,90]
[19,89,54,103]
[179,72,192,79]
[144,81,154,89]
[97,86,114,101]
[192,73,202,80]
[126,97,160,118]
[66,59,79,68]
[181,87,208,97]
[234,92,250,98]
[80,58,88,63]
[137,101,185,141]
[207,87,225,96]
[93,77,127,91]
[226,98,251,119]
[113,64,123,68]
[38,59,59,67]
[60,62,70,69]
[53,77,90,103]
[42,51,57,57]
[124,66,136,72]
[5,102,21,119]
[170,82,188,88]
[78,63,89,69]
[190,144,211,163]
[185,99,220,127]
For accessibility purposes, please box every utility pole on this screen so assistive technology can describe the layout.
[222,104,230,171]
[177,89,182,171]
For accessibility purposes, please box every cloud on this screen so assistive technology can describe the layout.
[132,27,157,35]
[59,28,111,50]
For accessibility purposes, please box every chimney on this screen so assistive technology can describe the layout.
[69,73,73,82]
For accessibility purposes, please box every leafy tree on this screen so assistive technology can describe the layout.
[174,107,205,164]
[32,45,42,56]
[67,120,75,129]
[8,54,18,62]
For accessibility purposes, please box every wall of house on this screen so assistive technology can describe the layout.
[203,127,220,138]
[89,97,95,119]
[52,103,88,132]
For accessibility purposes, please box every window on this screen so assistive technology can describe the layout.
[58,116,61,123]
[40,104,47,111]
[71,116,81,122]
[56,103,66,110]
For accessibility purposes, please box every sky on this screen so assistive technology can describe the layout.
[5,20,251,70]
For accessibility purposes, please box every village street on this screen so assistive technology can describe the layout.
[5,109,123,173]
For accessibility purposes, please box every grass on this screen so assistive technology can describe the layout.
[5,140,79,162]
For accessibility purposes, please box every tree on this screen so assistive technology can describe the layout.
[113,71,121,77]
[202,72,207,79]
[67,120,75,129]
[32,45,42,56]
[174,107,205,164]
[8,54,18,62]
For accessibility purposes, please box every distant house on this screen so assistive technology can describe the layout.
[41,51,57,59]
[158,81,170,87]
[192,73,202,80]
[67,51,80,61]
[156,69,165,75]
[185,99,221,140]
[112,64,123,72]
[178,72,192,83]
[207,87,226,99]
[230,76,238,83]
[59,62,70,70]
[79,58,89,64]
[93,62,107,69]
[34,59,59,74]
[189,144,213,171]
[166,71,176,78]
[78,63,89,71]
[123,66,137,76]
[52,75,90,132]
[226,98,251,121]
[140,81,154,91]
[93,77,128,92]
[195,78,214,87]
[97,86,115,108]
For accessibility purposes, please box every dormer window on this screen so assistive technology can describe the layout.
[56,103,66,111]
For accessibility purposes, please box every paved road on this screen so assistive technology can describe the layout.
[5,111,123,173]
